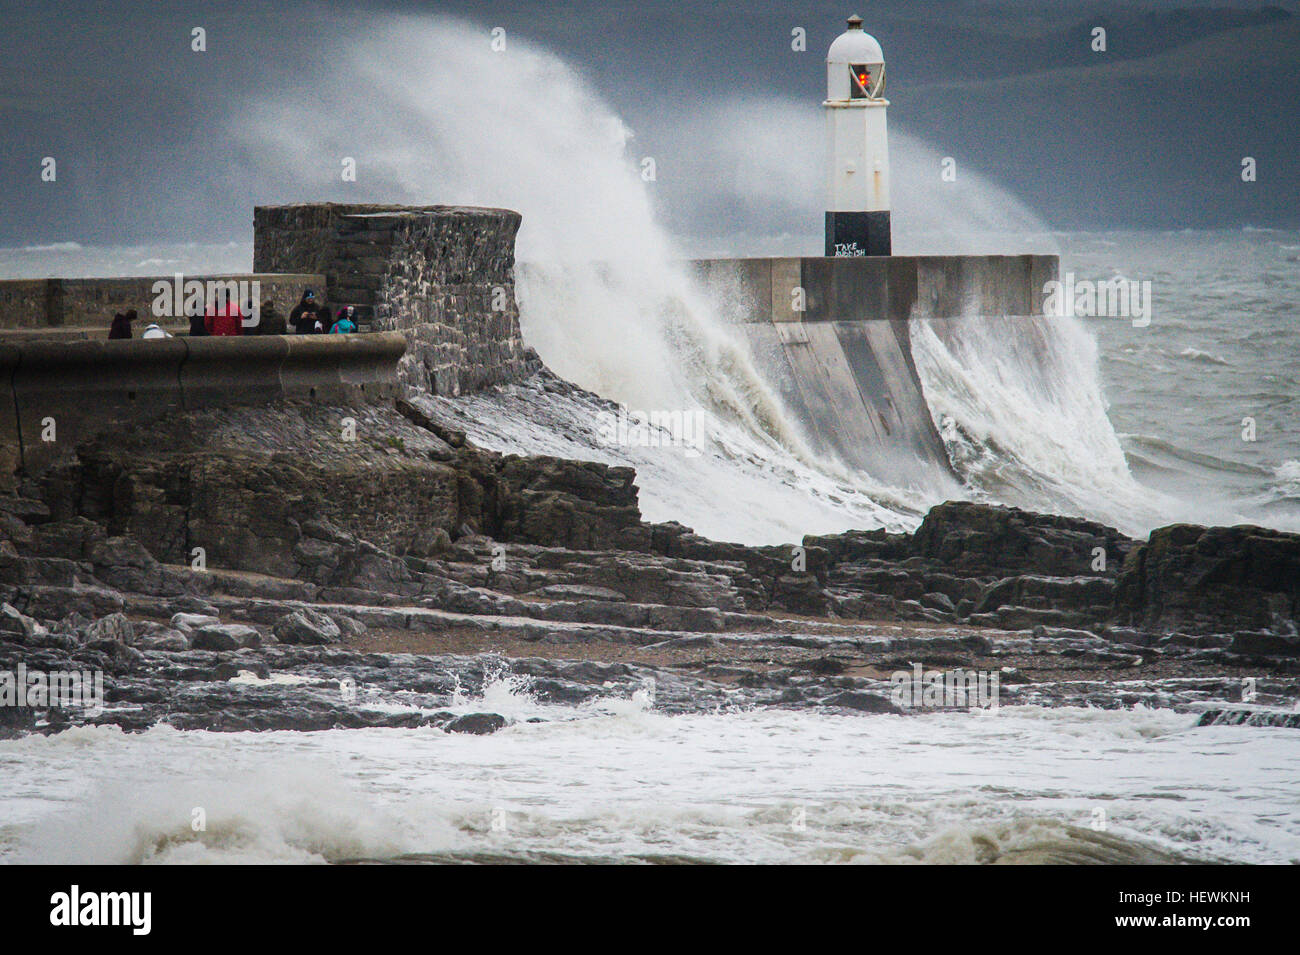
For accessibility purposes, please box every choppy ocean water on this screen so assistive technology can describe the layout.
[3,689,1298,865]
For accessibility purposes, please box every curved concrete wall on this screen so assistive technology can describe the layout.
[690,254,1058,487]
[3,332,406,484]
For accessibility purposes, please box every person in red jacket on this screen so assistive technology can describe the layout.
[204,291,243,336]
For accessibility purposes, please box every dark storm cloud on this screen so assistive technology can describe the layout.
[0,0,1296,247]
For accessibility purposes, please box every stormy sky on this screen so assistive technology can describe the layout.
[1,0,1297,250]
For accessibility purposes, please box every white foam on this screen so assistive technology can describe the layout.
[4,705,1297,864]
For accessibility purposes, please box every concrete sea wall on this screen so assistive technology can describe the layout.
[0,332,406,489]
[689,254,1057,484]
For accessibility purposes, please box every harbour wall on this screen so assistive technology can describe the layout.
[688,254,1058,485]
[0,332,407,489]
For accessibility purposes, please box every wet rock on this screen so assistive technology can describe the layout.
[793,656,848,675]
[211,660,272,681]
[968,606,1084,630]
[1031,625,1104,643]
[21,583,124,620]
[0,705,36,739]
[494,455,642,552]
[89,536,184,596]
[910,501,1133,578]
[171,612,221,632]
[57,611,93,635]
[443,712,507,735]
[1156,632,1232,651]
[974,574,1114,617]
[771,573,829,616]
[0,602,44,642]
[25,518,105,560]
[85,612,134,645]
[84,638,145,666]
[831,563,924,601]
[529,583,627,602]
[1197,708,1300,728]
[329,613,368,640]
[920,591,956,614]
[169,595,220,616]
[138,629,190,652]
[822,691,903,714]
[26,631,79,652]
[1228,631,1300,657]
[273,608,342,645]
[0,496,50,525]
[803,527,910,565]
[191,624,261,651]
[1115,523,1300,636]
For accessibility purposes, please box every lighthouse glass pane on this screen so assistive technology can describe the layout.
[849,64,885,99]
[849,65,872,99]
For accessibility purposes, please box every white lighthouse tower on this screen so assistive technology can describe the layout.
[824,14,891,256]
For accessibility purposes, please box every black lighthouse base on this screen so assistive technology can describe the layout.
[825,211,891,257]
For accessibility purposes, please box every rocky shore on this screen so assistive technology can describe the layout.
[3,372,1298,737]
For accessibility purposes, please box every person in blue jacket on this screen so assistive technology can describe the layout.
[330,305,358,334]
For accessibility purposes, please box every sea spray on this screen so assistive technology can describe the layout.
[226,10,1165,542]
[910,311,1171,535]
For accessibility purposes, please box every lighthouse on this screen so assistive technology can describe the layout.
[824,15,891,257]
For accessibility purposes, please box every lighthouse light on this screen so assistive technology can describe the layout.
[849,64,885,99]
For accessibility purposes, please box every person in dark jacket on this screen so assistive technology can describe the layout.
[290,289,323,335]
[256,299,287,335]
[108,311,132,339]
[187,298,207,336]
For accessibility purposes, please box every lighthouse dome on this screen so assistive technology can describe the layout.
[826,15,885,100]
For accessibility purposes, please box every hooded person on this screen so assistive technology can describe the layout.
[108,311,132,339]
[186,297,207,336]
[290,289,322,335]
[256,298,287,335]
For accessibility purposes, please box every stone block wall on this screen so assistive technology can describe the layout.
[253,203,533,396]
